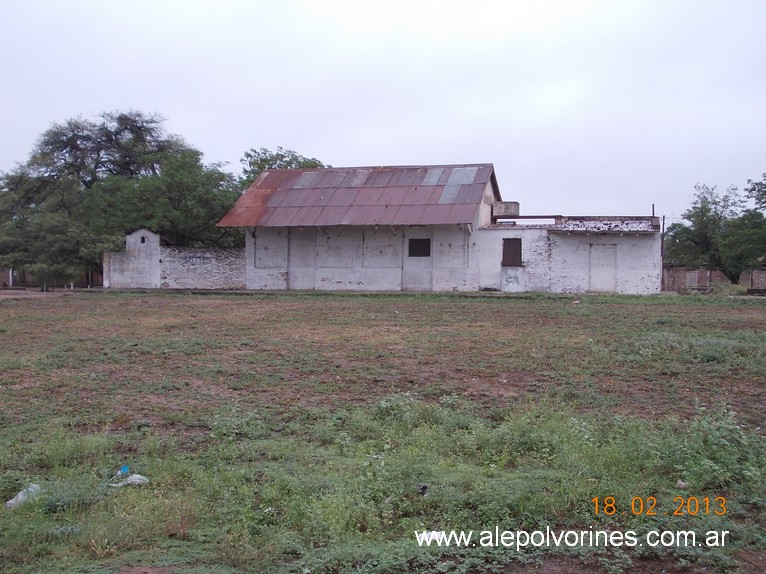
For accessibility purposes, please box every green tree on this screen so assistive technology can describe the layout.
[80,149,241,247]
[0,172,98,286]
[0,111,243,285]
[239,146,325,188]
[745,172,766,212]
[664,184,745,283]
[719,210,766,279]
[27,111,182,188]
[0,212,87,289]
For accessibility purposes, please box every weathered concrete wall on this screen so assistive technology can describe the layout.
[476,182,495,227]
[476,227,551,291]
[104,229,244,290]
[433,225,478,291]
[107,223,662,295]
[104,230,162,288]
[246,225,473,291]
[476,227,661,294]
[548,234,661,294]
[160,247,244,289]
[248,227,289,289]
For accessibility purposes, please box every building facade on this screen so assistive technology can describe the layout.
[104,164,662,294]
[217,164,661,294]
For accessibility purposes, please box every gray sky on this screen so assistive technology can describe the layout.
[1,0,764,222]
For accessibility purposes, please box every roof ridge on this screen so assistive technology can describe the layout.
[260,163,495,173]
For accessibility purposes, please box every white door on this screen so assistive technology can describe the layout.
[589,244,617,293]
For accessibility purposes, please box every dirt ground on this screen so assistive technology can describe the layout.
[3,289,765,428]
[0,288,73,299]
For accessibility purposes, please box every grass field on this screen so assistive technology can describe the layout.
[0,291,764,574]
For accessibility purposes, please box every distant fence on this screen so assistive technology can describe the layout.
[2,268,102,289]
[662,267,766,291]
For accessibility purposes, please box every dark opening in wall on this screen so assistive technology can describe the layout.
[408,238,431,257]
[501,238,522,266]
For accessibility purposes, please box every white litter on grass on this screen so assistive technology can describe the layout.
[5,484,41,509]
[108,474,149,488]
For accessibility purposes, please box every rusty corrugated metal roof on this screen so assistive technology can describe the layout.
[217,164,500,228]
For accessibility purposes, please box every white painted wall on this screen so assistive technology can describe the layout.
[106,219,661,294]
[547,233,661,293]
[475,227,661,294]
[475,227,551,291]
[103,229,161,288]
[433,225,478,291]
[248,227,289,289]
[104,229,244,289]
[246,225,474,291]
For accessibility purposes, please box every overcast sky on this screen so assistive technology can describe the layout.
[1,0,764,221]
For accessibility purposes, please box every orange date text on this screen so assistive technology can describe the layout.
[591,496,727,516]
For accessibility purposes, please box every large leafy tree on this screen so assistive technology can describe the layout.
[80,149,241,247]
[664,182,765,283]
[0,111,241,285]
[26,111,182,187]
[0,212,96,288]
[719,210,766,280]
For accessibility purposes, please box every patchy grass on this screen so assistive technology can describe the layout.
[0,291,764,573]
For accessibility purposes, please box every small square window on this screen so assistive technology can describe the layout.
[501,238,522,266]
[408,238,431,257]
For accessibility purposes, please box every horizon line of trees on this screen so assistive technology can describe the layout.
[0,110,325,286]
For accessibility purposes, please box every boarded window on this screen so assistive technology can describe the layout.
[501,238,522,266]
[408,238,431,257]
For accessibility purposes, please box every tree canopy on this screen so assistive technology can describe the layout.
[664,182,766,283]
[1,111,325,285]
[239,146,325,188]
[746,172,766,212]
[25,111,181,188]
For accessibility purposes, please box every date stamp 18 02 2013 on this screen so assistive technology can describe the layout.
[592,496,726,517]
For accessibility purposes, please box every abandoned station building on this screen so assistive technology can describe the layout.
[103,164,661,294]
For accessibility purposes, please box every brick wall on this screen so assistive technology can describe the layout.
[662,267,766,290]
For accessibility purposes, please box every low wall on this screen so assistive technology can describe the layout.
[160,247,245,289]
[662,267,766,291]
[104,230,245,290]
